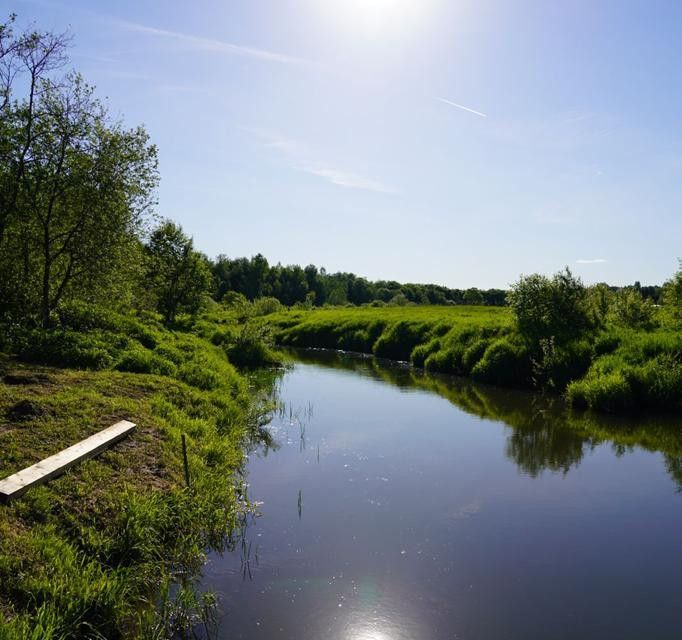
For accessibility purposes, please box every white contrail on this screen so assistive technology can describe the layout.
[117,20,310,65]
[576,258,607,264]
[438,97,487,118]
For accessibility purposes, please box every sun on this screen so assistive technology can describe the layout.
[320,0,432,37]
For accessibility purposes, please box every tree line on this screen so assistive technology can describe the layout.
[210,254,508,307]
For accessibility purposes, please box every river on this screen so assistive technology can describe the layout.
[201,349,682,640]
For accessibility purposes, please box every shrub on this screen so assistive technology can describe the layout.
[567,370,634,412]
[56,301,161,349]
[153,343,184,364]
[531,338,593,390]
[225,324,280,368]
[461,338,490,373]
[252,297,283,316]
[424,344,466,374]
[17,330,117,370]
[627,354,682,410]
[411,338,440,368]
[661,264,682,326]
[607,288,657,330]
[115,348,177,376]
[507,268,591,344]
[373,321,429,361]
[471,339,530,386]
[593,332,621,356]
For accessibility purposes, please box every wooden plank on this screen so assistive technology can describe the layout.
[0,420,136,503]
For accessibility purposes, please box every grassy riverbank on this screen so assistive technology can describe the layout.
[263,306,682,414]
[0,306,277,639]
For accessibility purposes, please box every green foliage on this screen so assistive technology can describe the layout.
[373,321,430,360]
[225,323,281,368]
[607,288,657,329]
[585,283,614,327]
[530,338,593,390]
[507,268,592,344]
[16,330,117,370]
[252,296,283,316]
[410,338,440,368]
[0,304,269,638]
[661,263,682,326]
[263,304,682,414]
[567,371,634,412]
[471,338,531,386]
[461,338,491,372]
[0,68,158,327]
[211,254,508,308]
[144,221,213,324]
[115,348,176,376]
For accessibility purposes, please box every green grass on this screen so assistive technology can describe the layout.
[267,305,511,360]
[261,306,682,414]
[0,304,279,639]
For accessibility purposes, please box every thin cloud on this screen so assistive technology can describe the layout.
[247,128,396,195]
[116,20,311,66]
[438,97,487,118]
[576,258,607,264]
[302,167,395,194]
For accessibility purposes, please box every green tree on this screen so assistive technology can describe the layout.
[607,287,657,330]
[586,283,614,327]
[507,268,591,344]
[0,17,70,248]
[662,260,682,326]
[0,71,158,326]
[463,288,484,305]
[145,221,213,323]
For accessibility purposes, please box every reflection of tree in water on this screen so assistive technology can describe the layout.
[664,455,682,492]
[504,415,592,476]
[285,347,682,489]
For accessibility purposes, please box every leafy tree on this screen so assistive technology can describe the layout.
[389,292,410,306]
[145,221,212,323]
[0,69,157,326]
[463,288,484,305]
[0,17,70,248]
[327,284,348,306]
[586,283,615,327]
[607,287,657,330]
[662,260,682,326]
[507,268,591,344]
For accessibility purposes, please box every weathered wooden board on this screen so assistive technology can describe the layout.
[0,420,136,503]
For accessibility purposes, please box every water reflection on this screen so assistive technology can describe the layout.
[288,348,682,489]
[203,349,682,640]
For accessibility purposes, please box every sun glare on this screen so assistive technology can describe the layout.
[320,0,432,37]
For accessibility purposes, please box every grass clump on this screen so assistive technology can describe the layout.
[471,338,531,387]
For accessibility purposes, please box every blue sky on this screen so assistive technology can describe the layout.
[12,0,682,287]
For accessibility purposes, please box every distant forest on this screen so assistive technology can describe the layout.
[210,254,662,308]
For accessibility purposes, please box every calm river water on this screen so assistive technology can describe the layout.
[202,350,682,640]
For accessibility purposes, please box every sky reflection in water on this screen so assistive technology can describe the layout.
[202,350,682,640]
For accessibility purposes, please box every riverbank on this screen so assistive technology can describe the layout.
[0,307,278,639]
[262,306,682,414]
